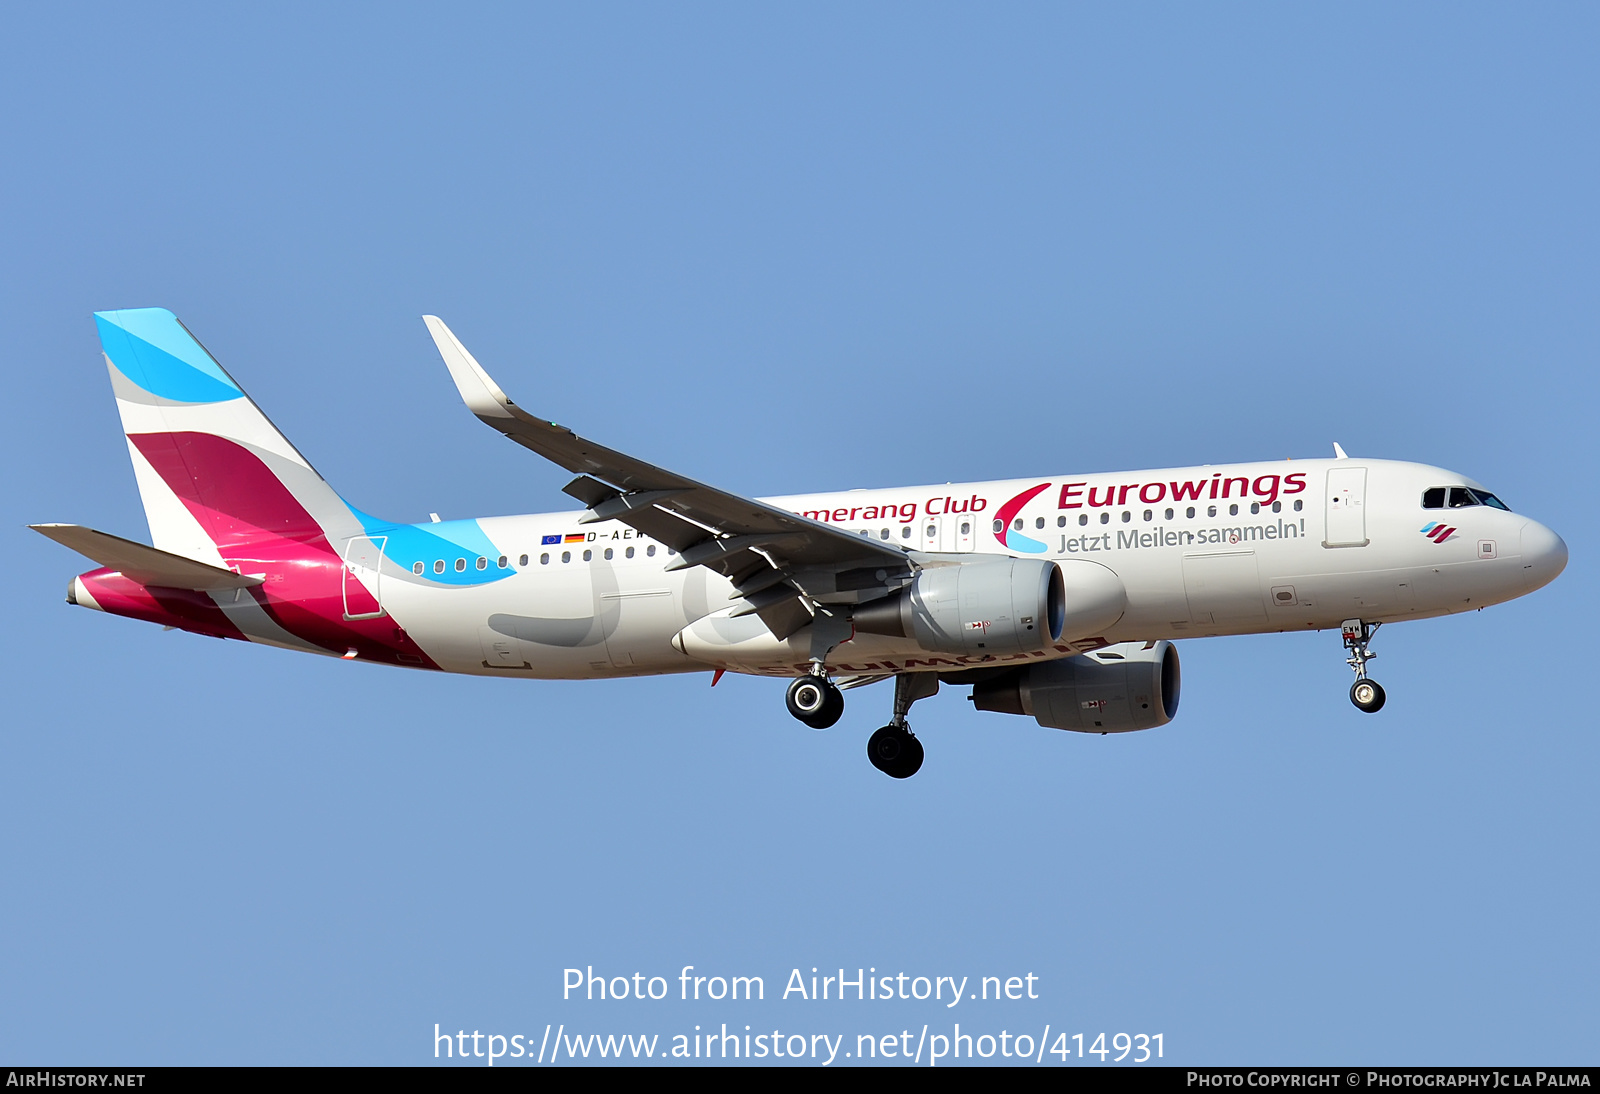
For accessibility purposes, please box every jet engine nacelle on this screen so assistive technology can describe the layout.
[970,641,1181,733]
[855,557,1126,656]
[854,557,1066,655]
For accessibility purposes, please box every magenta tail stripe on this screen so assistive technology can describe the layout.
[129,432,328,547]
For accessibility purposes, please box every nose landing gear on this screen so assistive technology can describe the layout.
[1341,619,1386,713]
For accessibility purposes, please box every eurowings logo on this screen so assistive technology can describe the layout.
[1420,522,1457,544]
[994,483,1052,554]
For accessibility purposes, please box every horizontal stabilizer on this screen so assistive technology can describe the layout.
[30,524,265,590]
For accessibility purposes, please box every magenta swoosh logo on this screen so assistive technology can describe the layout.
[994,483,1052,553]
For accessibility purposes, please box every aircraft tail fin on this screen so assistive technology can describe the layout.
[94,308,362,566]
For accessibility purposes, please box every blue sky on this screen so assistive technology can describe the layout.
[2,3,1595,1065]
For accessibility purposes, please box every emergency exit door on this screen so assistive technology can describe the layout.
[1324,467,1369,548]
[342,536,387,619]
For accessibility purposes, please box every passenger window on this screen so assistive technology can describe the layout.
[1250,502,1259,515]
[1207,506,1217,517]
[540,553,549,565]
[583,549,593,561]
[626,546,635,558]
[1448,488,1480,508]
[1100,512,1110,525]
[1165,508,1174,520]
[1035,517,1045,529]
[604,547,613,560]
[647,545,657,557]
[880,528,890,540]
[519,554,529,567]
[497,555,508,568]
[1271,501,1281,513]
[1057,516,1067,528]
[455,558,466,572]
[412,562,424,575]
[433,560,445,574]
[1143,509,1152,522]
[1293,500,1303,511]
[994,519,1004,533]
[476,557,487,570]
[1422,487,1446,509]
[1079,514,1088,526]
[1229,504,1239,516]
[561,551,571,563]
[901,526,912,539]
[1186,507,1195,519]
[960,522,971,535]
[925,525,936,537]
[1121,511,1131,523]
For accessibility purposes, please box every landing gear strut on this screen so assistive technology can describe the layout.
[1341,618,1386,714]
[786,673,843,729]
[785,606,851,730]
[867,674,937,779]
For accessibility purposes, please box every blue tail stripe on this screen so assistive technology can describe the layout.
[95,309,243,404]
[347,503,512,585]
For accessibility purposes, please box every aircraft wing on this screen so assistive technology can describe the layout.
[31,524,265,590]
[424,317,914,639]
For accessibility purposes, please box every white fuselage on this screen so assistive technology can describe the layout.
[369,457,1566,680]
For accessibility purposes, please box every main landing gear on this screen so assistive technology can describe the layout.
[786,673,843,729]
[786,608,851,730]
[867,674,938,780]
[782,670,936,778]
[867,725,923,779]
[1341,618,1386,714]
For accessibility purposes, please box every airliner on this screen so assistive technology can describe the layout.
[34,309,1567,778]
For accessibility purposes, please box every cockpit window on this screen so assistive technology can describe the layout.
[1424,486,1511,511]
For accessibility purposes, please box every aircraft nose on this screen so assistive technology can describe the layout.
[1519,520,1568,590]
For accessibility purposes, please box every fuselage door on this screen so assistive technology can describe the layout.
[1324,467,1370,548]
[342,535,387,619]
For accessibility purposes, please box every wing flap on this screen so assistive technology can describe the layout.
[756,597,814,642]
[31,524,265,590]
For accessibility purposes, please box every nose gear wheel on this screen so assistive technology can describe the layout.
[1350,678,1386,713]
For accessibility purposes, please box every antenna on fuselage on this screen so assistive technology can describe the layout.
[1332,443,1349,459]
